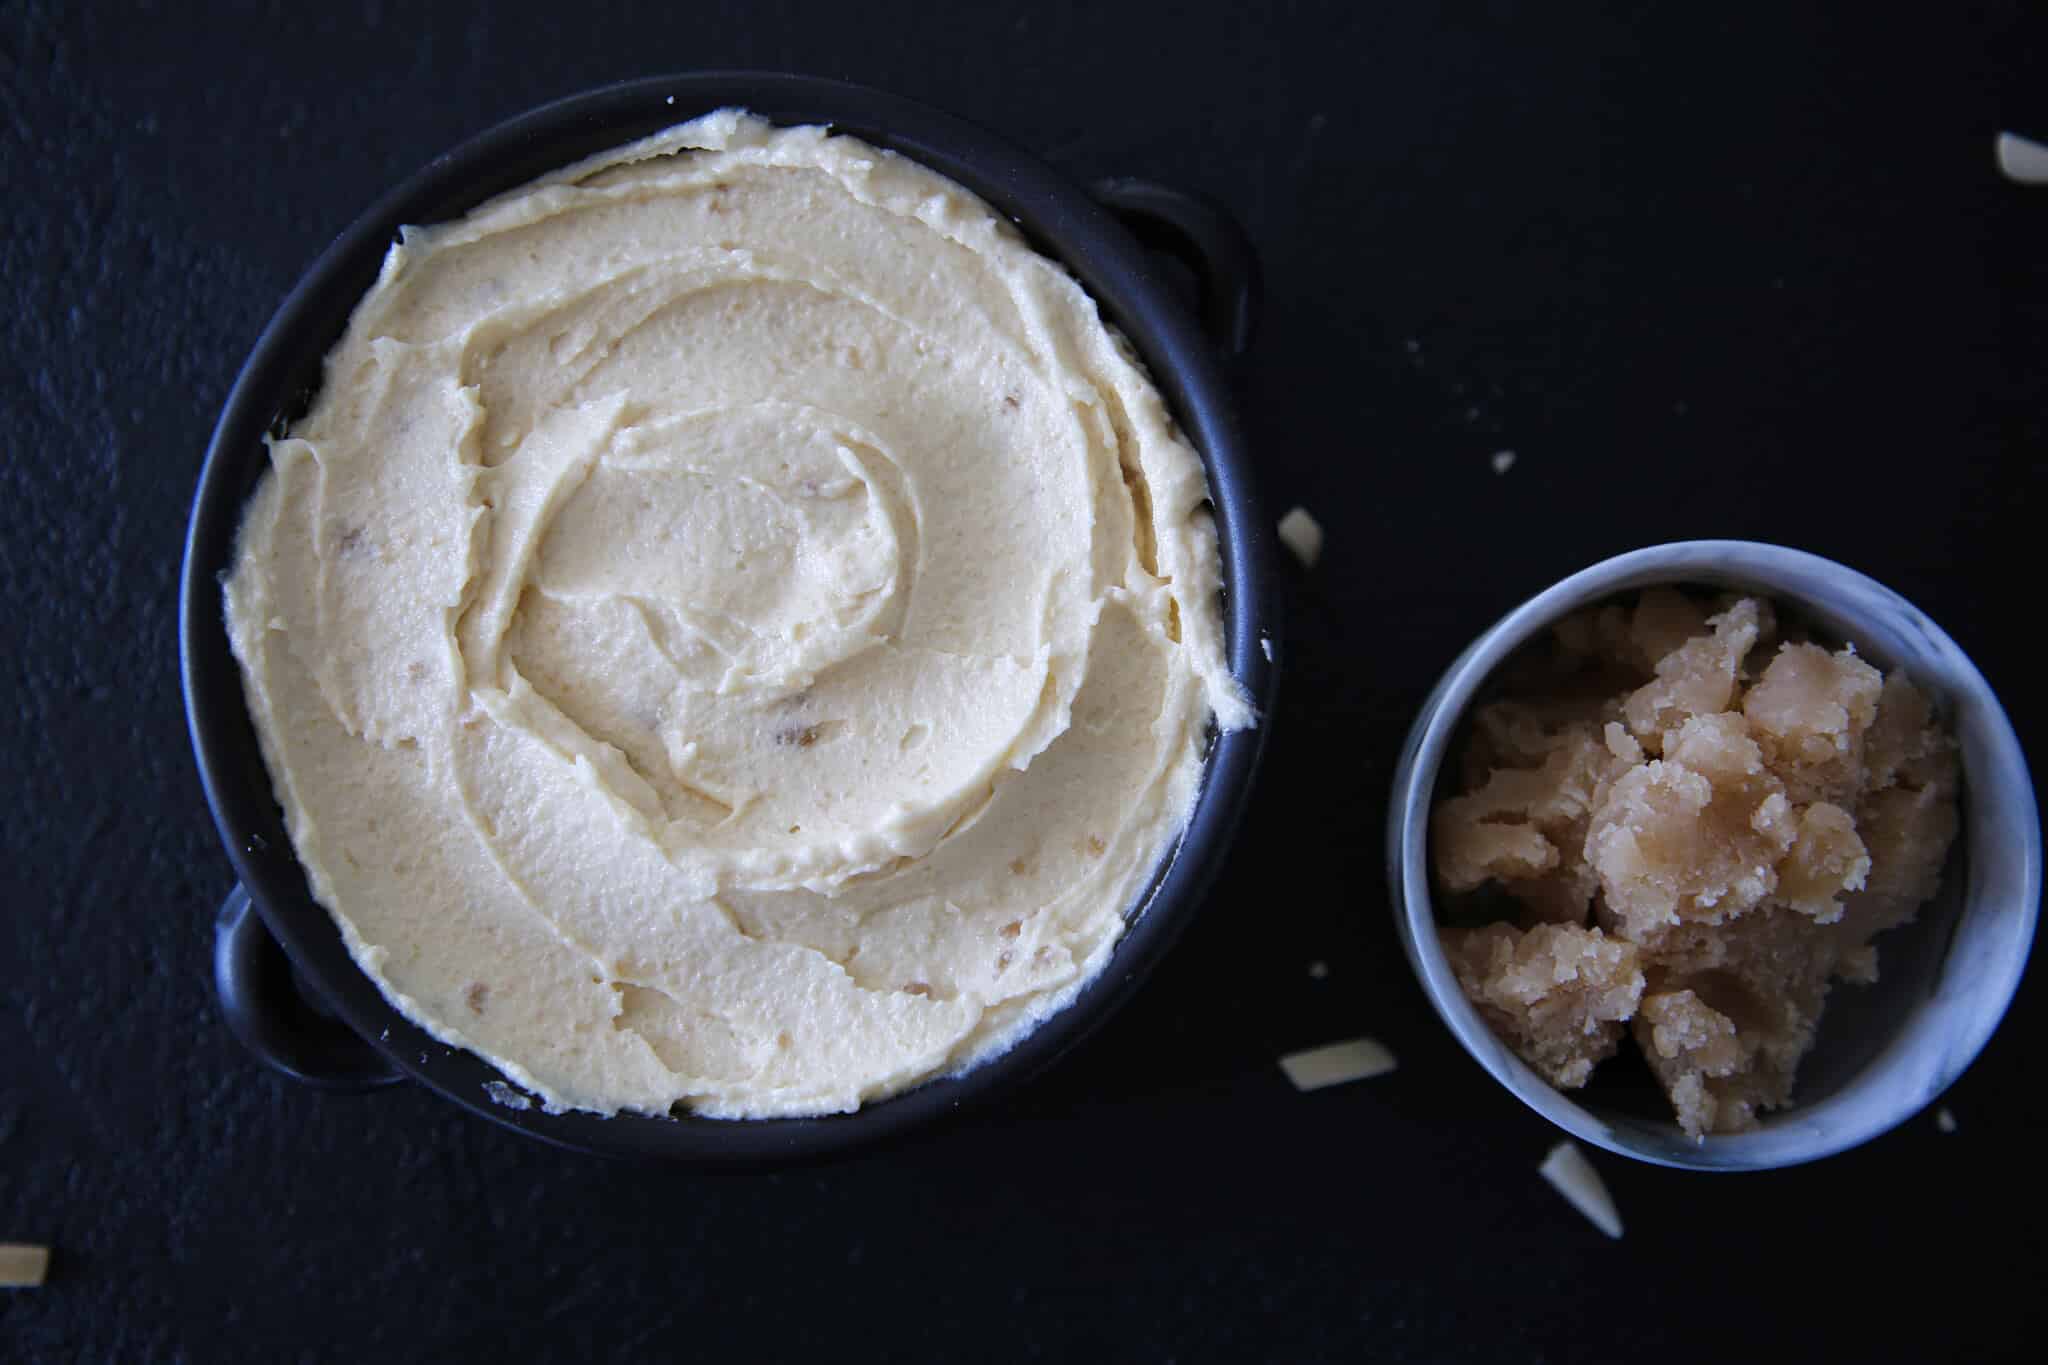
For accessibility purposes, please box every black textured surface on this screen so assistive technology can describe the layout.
[4,1,2044,1360]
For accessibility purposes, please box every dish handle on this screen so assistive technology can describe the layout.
[214,885,406,1091]
[1091,178,1260,363]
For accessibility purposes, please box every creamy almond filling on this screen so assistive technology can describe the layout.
[225,112,1248,1118]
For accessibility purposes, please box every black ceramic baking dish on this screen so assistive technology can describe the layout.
[182,72,1279,1162]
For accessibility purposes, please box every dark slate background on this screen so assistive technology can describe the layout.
[5,1,2044,1359]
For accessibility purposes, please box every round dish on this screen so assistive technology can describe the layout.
[182,73,1279,1161]
[1387,541,2039,1170]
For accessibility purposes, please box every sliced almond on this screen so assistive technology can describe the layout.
[1997,131,2048,185]
[0,1244,51,1288]
[1538,1141,1623,1240]
[1277,506,1324,569]
[1278,1036,1398,1090]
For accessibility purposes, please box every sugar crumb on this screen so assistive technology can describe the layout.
[1491,450,1517,475]
[1307,960,1329,979]
[1936,1106,1957,1133]
[483,1080,534,1111]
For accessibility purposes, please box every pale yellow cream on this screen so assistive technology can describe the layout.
[225,111,1249,1118]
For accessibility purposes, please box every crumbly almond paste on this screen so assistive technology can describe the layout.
[225,112,1249,1118]
[1433,591,1958,1138]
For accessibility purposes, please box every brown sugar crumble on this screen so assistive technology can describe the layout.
[1433,589,1959,1138]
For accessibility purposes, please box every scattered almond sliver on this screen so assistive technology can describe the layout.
[1278,1037,1398,1091]
[1997,131,2048,185]
[1538,1141,1623,1240]
[0,1243,51,1289]
[1277,506,1324,569]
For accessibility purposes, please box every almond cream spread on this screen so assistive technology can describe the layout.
[225,112,1249,1118]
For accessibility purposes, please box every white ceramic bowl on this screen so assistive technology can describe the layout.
[1387,541,2040,1170]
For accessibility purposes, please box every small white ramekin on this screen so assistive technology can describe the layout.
[1387,541,2040,1170]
